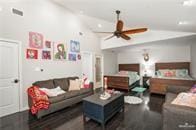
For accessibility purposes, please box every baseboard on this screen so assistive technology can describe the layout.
[20,106,29,112]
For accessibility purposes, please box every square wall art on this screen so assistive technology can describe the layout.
[53,43,67,60]
[45,40,51,48]
[68,53,77,61]
[42,50,51,60]
[26,49,38,59]
[29,32,43,49]
[70,40,80,53]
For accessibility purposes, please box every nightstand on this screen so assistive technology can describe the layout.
[143,76,151,88]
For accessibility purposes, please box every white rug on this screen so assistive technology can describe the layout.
[124,96,143,104]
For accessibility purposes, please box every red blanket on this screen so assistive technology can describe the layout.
[27,86,49,114]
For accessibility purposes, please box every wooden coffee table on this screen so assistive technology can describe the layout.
[83,92,124,130]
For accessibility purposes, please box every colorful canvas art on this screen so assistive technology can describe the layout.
[45,40,51,48]
[26,49,38,59]
[42,50,51,60]
[70,40,80,53]
[29,32,43,49]
[53,43,67,60]
[77,54,81,60]
[69,53,77,61]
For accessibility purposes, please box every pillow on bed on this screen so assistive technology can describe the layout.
[157,69,176,77]
[118,71,138,75]
[118,71,129,75]
[176,69,189,77]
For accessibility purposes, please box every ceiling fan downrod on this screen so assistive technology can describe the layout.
[116,10,121,21]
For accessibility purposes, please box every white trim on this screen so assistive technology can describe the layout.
[20,106,29,112]
[94,54,104,88]
[0,38,23,112]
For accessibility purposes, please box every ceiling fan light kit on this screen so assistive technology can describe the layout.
[95,10,148,41]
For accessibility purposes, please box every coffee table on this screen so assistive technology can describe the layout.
[83,92,124,130]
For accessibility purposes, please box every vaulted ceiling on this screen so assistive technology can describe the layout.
[53,0,196,32]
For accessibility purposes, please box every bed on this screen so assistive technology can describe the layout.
[150,62,196,95]
[104,64,140,92]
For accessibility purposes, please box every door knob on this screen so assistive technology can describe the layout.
[13,79,19,83]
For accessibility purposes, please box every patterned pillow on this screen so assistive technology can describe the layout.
[158,69,176,77]
[176,69,188,77]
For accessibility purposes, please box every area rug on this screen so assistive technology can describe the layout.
[124,96,143,104]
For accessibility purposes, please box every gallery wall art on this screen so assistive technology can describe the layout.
[68,53,77,61]
[26,49,38,59]
[42,50,51,60]
[77,54,81,60]
[53,43,67,60]
[29,32,43,49]
[45,40,51,48]
[70,40,80,53]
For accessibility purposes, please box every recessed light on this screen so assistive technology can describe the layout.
[0,7,2,12]
[79,11,84,14]
[183,0,194,6]
[98,24,102,28]
[178,21,189,25]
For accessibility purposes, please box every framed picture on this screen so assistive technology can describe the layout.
[53,42,67,60]
[29,32,43,49]
[26,49,38,59]
[68,53,77,61]
[70,40,80,53]
[77,54,81,60]
[45,40,51,48]
[42,50,51,60]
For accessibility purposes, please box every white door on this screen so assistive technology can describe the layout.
[0,40,20,117]
[95,56,103,88]
[81,52,94,82]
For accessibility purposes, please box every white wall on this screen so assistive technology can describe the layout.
[191,43,196,78]
[103,51,117,75]
[118,45,191,76]
[0,0,101,109]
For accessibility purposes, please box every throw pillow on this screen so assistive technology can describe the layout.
[39,86,66,97]
[69,79,81,91]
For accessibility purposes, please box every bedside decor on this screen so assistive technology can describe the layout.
[143,49,149,62]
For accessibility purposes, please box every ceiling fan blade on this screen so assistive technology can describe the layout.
[120,34,131,40]
[104,35,115,41]
[122,28,148,34]
[116,20,123,31]
[93,31,113,34]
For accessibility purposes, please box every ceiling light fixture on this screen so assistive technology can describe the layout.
[0,7,2,12]
[183,0,194,6]
[97,24,102,28]
[178,21,189,25]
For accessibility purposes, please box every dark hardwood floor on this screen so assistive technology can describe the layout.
[0,91,165,130]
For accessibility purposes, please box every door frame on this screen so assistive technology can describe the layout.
[0,38,23,112]
[94,54,104,88]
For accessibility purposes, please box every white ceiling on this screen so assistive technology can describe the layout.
[53,0,196,32]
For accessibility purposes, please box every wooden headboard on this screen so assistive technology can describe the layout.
[155,62,190,74]
[119,64,140,74]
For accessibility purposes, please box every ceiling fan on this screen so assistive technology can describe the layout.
[95,10,148,41]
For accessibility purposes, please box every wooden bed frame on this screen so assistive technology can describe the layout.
[150,62,196,95]
[104,64,140,92]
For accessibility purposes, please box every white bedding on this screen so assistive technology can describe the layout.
[153,75,195,81]
[111,73,140,85]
